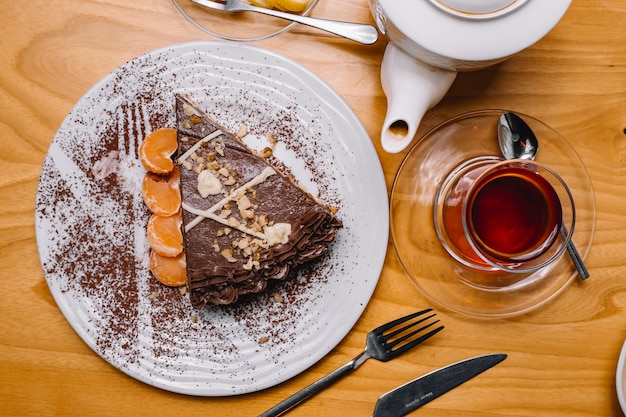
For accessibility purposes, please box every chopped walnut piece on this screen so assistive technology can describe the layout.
[243,257,254,271]
[257,214,269,227]
[252,238,269,250]
[240,209,255,220]
[183,102,200,117]
[236,124,248,138]
[214,142,225,156]
[220,248,237,263]
[237,237,251,250]
[238,195,252,210]
[260,147,273,159]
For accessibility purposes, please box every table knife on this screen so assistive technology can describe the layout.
[371,353,507,417]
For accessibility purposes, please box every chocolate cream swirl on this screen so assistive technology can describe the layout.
[189,205,342,307]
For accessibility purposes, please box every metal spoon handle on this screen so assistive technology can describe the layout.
[227,1,379,44]
[561,225,590,279]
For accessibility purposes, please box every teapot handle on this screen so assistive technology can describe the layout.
[380,43,457,153]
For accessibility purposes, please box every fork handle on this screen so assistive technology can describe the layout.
[258,359,360,417]
[233,2,379,45]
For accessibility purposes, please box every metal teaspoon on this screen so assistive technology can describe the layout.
[497,112,589,279]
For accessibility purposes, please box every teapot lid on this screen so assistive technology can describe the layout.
[378,0,571,62]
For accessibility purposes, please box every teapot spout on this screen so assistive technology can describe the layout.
[380,44,457,153]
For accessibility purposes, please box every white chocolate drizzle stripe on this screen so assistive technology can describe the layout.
[177,130,223,164]
[182,202,266,239]
[183,166,277,235]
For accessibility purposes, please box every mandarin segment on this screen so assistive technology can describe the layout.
[142,166,181,216]
[146,211,183,257]
[149,251,187,287]
[139,127,178,174]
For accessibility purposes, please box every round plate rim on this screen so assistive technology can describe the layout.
[35,40,388,395]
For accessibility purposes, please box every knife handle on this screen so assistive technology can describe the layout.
[258,360,357,417]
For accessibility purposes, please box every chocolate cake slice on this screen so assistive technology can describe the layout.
[174,94,342,308]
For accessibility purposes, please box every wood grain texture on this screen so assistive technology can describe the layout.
[2,0,626,416]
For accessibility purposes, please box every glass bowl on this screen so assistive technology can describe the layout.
[390,110,595,319]
[173,0,320,41]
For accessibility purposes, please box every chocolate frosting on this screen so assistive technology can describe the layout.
[175,94,342,308]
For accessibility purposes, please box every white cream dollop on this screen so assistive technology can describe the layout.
[263,223,292,246]
[197,169,222,198]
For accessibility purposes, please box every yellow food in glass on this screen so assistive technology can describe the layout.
[248,0,309,13]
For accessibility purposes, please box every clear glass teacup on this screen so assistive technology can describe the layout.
[434,158,575,278]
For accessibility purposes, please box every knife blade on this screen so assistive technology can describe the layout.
[371,353,507,417]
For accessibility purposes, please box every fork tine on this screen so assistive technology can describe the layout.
[386,320,444,356]
[384,312,437,341]
[374,308,434,333]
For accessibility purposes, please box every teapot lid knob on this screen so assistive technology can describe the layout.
[431,0,529,18]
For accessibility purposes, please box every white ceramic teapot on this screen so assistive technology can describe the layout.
[369,0,571,153]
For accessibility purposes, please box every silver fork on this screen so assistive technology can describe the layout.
[258,309,444,417]
[189,0,379,44]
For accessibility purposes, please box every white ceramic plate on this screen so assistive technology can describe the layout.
[35,41,388,396]
[617,339,626,413]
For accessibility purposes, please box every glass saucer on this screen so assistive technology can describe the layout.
[173,0,320,42]
[390,110,596,319]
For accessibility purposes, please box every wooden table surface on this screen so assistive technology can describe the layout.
[3,0,626,416]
